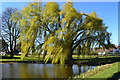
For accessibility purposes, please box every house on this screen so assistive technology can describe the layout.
[94,44,120,55]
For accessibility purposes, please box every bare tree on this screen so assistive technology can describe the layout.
[2,8,20,57]
[0,16,2,53]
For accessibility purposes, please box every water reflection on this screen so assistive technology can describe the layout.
[2,63,96,78]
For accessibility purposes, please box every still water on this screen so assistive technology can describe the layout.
[2,63,96,78]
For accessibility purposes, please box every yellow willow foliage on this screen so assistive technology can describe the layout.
[21,41,30,59]
[44,34,71,65]
[44,26,76,65]
[19,2,42,59]
[80,43,90,55]
[11,11,22,22]
[60,2,81,26]
[43,2,59,22]
[43,3,81,65]
[18,2,110,65]
[84,12,103,30]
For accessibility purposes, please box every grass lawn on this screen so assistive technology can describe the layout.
[0,55,44,61]
[72,61,120,80]
[0,55,120,62]
[72,55,120,66]
[0,55,120,65]
[72,55,120,59]
[90,62,120,79]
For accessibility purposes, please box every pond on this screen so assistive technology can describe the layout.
[2,63,96,78]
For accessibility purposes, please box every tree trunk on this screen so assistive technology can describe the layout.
[14,38,16,52]
[67,49,73,65]
[10,52,14,58]
[10,50,14,58]
[9,27,14,58]
[10,42,14,58]
[25,47,30,57]
[43,50,47,58]
[43,31,47,58]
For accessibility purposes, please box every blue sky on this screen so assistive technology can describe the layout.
[1,2,118,45]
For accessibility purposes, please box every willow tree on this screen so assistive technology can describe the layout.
[18,2,43,59]
[19,2,111,64]
[42,2,60,58]
[43,2,111,64]
[18,2,60,59]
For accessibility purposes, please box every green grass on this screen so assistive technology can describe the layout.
[0,59,22,61]
[0,55,44,62]
[72,55,120,59]
[72,55,120,66]
[72,62,120,80]
[90,62,120,79]
[23,56,44,61]
[1,55,120,63]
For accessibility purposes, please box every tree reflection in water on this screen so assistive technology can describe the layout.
[2,63,96,78]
